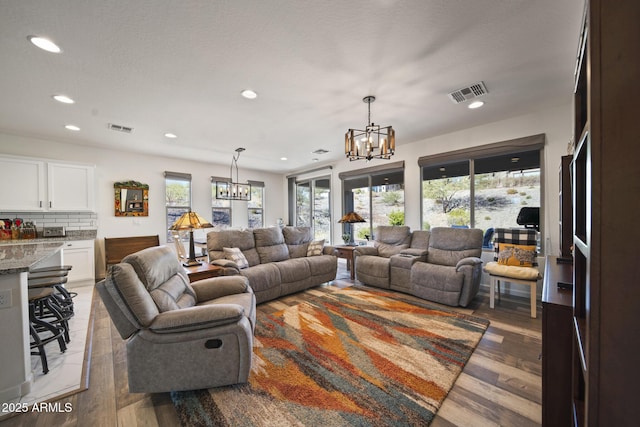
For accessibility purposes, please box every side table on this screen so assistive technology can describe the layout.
[335,245,357,280]
[184,263,224,283]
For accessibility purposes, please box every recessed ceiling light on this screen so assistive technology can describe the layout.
[164,133,177,139]
[468,101,484,109]
[280,157,288,161]
[65,124,80,131]
[241,89,257,99]
[53,95,75,104]
[439,167,446,172]
[28,36,62,53]
[511,157,520,163]
[312,158,319,162]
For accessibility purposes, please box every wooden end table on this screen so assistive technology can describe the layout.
[184,262,224,282]
[335,245,357,280]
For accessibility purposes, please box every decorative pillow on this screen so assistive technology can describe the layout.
[306,239,325,256]
[497,243,536,267]
[222,247,249,269]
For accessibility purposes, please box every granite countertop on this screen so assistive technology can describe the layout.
[0,241,65,274]
[0,229,97,246]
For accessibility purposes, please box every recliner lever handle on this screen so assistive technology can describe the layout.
[205,339,223,349]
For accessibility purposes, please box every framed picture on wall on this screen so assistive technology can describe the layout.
[114,181,149,216]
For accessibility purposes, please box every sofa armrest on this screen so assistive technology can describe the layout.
[149,304,244,334]
[455,257,483,271]
[354,246,378,257]
[191,275,252,302]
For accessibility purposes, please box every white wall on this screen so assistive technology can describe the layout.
[0,99,572,278]
[0,132,284,277]
[322,100,573,255]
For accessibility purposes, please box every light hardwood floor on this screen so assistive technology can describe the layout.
[0,261,542,426]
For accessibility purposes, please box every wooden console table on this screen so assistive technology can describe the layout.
[541,255,573,426]
[335,245,357,280]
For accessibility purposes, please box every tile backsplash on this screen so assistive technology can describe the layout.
[0,212,97,231]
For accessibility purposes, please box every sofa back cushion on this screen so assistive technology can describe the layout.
[410,230,430,250]
[254,227,290,263]
[427,227,482,266]
[123,245,197,312]
[374,226,411,258]
[282,226,313,258]
[207,229,260,267]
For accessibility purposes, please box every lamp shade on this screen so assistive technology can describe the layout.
[169,210,212,267]
[338,211,366,223]
[169,210,213,230]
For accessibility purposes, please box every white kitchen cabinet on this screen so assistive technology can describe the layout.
[0,155,95,212]
[0,156,46,211]
[48,162,95,211]
[62,240,95,287]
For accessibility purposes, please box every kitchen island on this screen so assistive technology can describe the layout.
[0,241,64,403]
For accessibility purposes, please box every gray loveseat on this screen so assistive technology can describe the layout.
[207,226,337,304]
[355,226,483,307]
[97,245,256,393]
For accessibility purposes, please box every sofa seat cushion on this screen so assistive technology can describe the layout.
[306,255,337,277]
[484,261,541,280]
[276,258,311,284]
[239,263,281,294]
[427,247,479,267]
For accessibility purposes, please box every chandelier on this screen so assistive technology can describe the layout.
[345,96,395,161]
[216,147,251,201]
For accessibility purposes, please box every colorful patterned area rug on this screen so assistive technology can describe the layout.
[171,287,489,426]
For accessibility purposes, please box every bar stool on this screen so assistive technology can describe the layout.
[28,287,67,374]
[29,266,75,315]
[28,266,74,344]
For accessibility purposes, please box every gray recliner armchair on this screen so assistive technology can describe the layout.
[410,227,483,307]
[97,245,255,393]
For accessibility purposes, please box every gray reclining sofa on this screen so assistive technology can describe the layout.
[207,226,337,304]
[355,226,483,307]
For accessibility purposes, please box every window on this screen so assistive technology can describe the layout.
[339,161,404,243]
[419,134,543,249]
[248,182,264,228]
[211,176,231,227]
[165,171,191,242]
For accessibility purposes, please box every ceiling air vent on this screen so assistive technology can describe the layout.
[107,123,134,133]
[312,149,329,155]
[448,81,488,104]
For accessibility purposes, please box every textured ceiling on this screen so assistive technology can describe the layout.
[0,0,584,173]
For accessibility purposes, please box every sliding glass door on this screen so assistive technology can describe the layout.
[295,177,331,243]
